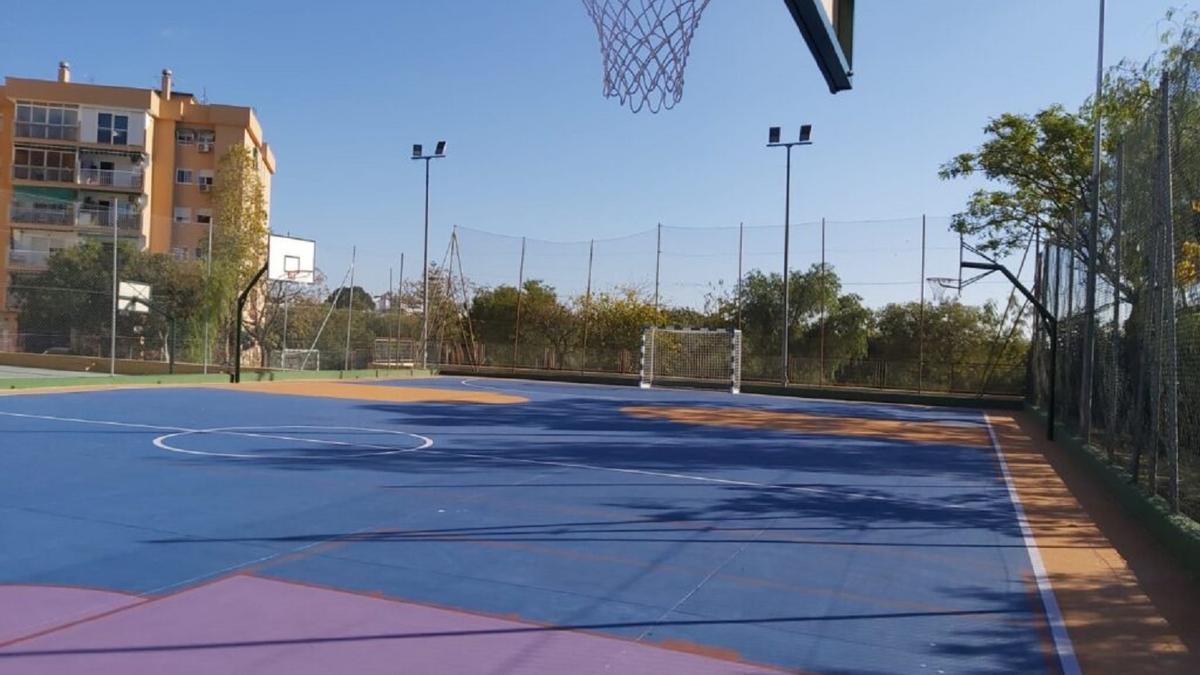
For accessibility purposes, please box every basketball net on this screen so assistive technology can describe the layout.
[582,0,712,113]
[926,277,959,304]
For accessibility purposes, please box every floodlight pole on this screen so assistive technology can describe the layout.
[1080,0,1106,444]
[110,200,118,375]
[412,143,446,371]
[203,220,214,374]
[767,131,812,386]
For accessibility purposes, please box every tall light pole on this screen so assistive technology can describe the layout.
[110,199,119,375]
[1081,0,1106,442]
[203,220,214,374]
[767,124,812,386]
[412,140,446,370]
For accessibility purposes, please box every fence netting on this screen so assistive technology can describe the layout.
[1028,63,1199,517]
[423,218,1028,395]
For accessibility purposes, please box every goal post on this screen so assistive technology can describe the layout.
[271,348,321,371]
[373,338,418,367]
[640,326,742,393]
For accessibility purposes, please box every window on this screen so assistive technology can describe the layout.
[13,147,76,182]
[197,171,214,190]
[97,113,129,145]
[176,129,195,145]
[196,210,212,224]
[195,248,204,259]
[15,102,79,140]
[173,207,191,224]
[172,247,188,261]
[175,168,193,184]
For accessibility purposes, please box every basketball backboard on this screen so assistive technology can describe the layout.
[268,234,316,284]
[783,0,855,93]
[118,281,151,313]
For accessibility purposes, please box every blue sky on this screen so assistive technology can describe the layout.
[0,1,1184,308]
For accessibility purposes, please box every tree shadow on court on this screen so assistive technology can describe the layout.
[322,397,1007,482]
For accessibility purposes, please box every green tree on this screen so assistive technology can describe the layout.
[713,264,867,378]
[870,300,1029,391]
[324,286,376,311]
[206,145,269,362]
[16,241,205,358]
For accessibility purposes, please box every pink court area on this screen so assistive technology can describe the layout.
[0,576,780,674]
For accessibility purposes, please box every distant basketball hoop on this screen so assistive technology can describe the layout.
[582,0,712,113]
[925,277,959,304]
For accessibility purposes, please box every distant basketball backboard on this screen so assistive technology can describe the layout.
[118,281,151,313]
[784,0,855,93]
[268,234,316,284]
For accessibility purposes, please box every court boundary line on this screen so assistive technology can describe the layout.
[983,412,1080,675]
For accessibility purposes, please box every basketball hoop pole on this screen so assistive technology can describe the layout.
[233,260,269,383]
[962,260,1058,440]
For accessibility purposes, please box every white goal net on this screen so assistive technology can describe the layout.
[373,338,418,367]
[640,327,741,393]
[270,348,321,371]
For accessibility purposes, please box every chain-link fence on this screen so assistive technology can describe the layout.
[422,218,1029,396]
[1029,65,1200,518]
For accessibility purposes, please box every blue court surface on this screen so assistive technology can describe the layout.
[0,377,1063,673]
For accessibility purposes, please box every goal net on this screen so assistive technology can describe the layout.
[373,338,418,367]
[640,327,741,393]
[271,348,321,371]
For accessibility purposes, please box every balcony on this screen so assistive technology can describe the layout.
[9,203,141,231]
[77,206,141,231]
[14,122,80,142]
[78,167,145,191]
[9,204,74,227]
[8,249,52,271]
[13,166,75,185]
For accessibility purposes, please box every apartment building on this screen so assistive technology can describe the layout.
[0,63,275,339]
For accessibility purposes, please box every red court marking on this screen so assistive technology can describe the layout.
[0,585,142,644]
[0,575,784,674]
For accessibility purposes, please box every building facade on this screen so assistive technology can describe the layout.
[0,63,275,341]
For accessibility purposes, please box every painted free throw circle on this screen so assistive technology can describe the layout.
[153,425,433,459]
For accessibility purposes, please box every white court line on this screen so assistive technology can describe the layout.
[0,411,431,458]
[982,412,1080,675]
[0,408,989,508]
[154,425,432,459]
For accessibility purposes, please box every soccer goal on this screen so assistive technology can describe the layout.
[271,348,320,371]
[373,338,418,367]
[640,327,742,393]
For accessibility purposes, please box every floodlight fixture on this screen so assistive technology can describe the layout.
[768,126,781,144]
[799,124,812,143]
[412,144,423,159]
[434,140,446,156]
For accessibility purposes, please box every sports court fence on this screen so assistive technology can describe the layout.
[3,201,1028,394]
[1027,64,1200,519]
[422,219,1029,396]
